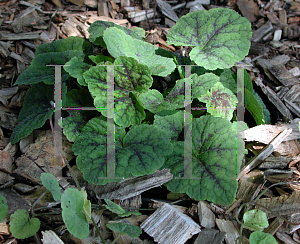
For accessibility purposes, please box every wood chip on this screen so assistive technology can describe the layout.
[251,21,273,42]
[237,0,259,23]
[141,203,201,244]
[215,219,239,244]
[0,31,42,40]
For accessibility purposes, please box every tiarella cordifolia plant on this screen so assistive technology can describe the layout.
[10,8,271,208]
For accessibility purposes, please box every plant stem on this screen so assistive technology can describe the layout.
[91,215,106,244]
[111,233,121,244]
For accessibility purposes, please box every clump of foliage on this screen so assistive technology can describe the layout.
[10,8,266,209]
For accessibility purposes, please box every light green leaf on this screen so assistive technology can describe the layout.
[140,73,220,114]
[153,110,184,141]
[0,194,8,222]
[88,20,143,46]
[164,115,244,205]
[10,83,54,144]
[81,190,92,224]
[64,57,91,86]
[199,82,237,120]
[72,117,173,185]
[103,27,176,76]
[245,89,265,125]
[10,209,40,239]
[104,199,141,217]
[84,56,153,127]
[243,209,269,231]
[249,231,278,244]
[61,188,89,239]
[106,223,142,238]
[40,173,61,201]
[166,8,252,70]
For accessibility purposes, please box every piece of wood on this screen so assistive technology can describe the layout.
[238,128,292,180]
[237,0,259,23]
[128,9,155,23]
[194,229,226,244]
[141,203,201,244]
[198,201,215,229]
[254,76,293,119]
[88,169,173,200]
[283,84,300,117]
[215,219,239,244]
[0,31,42,40]
[156,0,178,22]
[251,21,273,42]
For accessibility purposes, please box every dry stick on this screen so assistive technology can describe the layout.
[237,128,292,180]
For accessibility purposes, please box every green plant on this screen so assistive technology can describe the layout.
[0,174,142,242]
[10,8,265,207]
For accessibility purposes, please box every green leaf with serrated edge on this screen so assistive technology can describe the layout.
[219,69,237,94]
[249,231,278,244]
[88,55,114,64]
[10,209,40,239]
[232,121,249,133]
[130,26,146,38]
[103,27,176,77]
[106,223,142,238]
[61,188,89,239]
[84,56,153,127]
[140,73,220,114]
[62,115,86,142]
[243,209,269,231]
[253,91,271,124]
[81,190,92,224]
[104,199,126,215]
[88,20,143,46]
[153,110,184,141]
[0,194,8,222]
[244,69,253,92]
[64,57,91,86]
[15,50,84,85]
[199,82,237,120]
[166,8,252,70]
[62,89,94,142]
[40,173,61,201]
[245,89,265,125]
[72,117,173,185]
[163,116,244,205]
[35,36,86,55]
[10,83,54,144]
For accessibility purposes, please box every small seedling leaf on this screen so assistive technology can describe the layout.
[243,209,269,231]
[0,194,8,222]
[40,173,61,201]
[249,231,278,244]
[81,190,92,223]
[166,8,252,70]
[61,188,89,239]
[9,209,40,239]
[104,199,126,215]
[106,222,142,238]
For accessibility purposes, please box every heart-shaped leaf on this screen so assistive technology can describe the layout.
[166,8,252,70]
[10,209,40,239]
